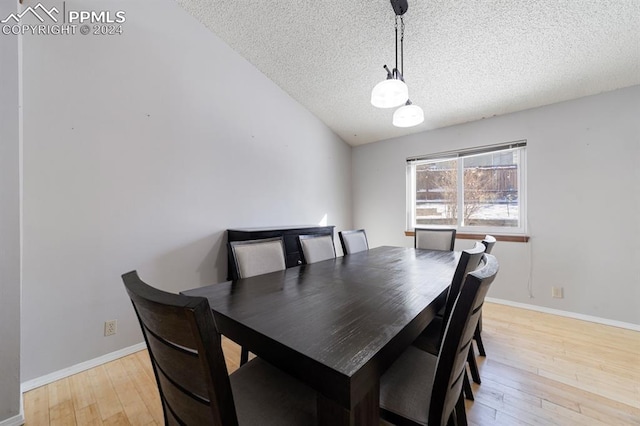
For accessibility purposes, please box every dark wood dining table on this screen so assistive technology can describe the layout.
[182,246,460,425]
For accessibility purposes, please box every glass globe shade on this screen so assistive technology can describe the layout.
[392,104,424,127]
[370,79,409,108]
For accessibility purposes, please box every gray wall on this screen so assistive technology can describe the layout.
[353,86,640,325]
[0,0,22,422]
[21,0,352,381]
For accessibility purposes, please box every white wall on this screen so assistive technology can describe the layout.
[21,0,352,382]
[0,0,22,422]
[353,86,640,325]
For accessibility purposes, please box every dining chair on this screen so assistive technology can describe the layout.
[415,227,457,251]
[413,241,486,400]
[228,237,286,279]
[472,234,497,359]
[338,229,369,254]
[481,235,496,254]
[379,254,499,426]
[298,234,336,264]
[122,271,317,426]
[228,237,286,365]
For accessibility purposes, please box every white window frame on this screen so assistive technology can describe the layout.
[406,141,527,235]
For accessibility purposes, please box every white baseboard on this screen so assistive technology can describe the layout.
[0,413,24,426]
[21,342,146,393]
[486,297,640,332]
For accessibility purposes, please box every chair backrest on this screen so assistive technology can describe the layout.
[441,242,486,328]
[229,237,286,279]
[299,234,336,264]
[122,271,238,426]
[482,234,497,254]
[338,229,369,255]
[429,254,499,426]
[414,228,457,251]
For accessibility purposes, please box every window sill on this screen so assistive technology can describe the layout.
[404,230,529,243]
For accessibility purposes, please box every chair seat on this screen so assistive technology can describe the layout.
[231,357,317,425]
[380,346,437,426]
[413,317,443,356]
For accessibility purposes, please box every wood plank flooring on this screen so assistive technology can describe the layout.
[23,302,640,425]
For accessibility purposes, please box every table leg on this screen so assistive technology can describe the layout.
[317,382,380,426]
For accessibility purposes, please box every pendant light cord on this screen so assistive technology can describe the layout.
[394,16,399,78]
[394,15,406,79]
[400,16,405,77]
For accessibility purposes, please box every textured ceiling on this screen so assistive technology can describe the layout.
[176,0,640,146]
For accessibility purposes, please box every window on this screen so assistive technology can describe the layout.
[406,141,527,234]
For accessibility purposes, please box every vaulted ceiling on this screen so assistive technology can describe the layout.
[176,0,640,146]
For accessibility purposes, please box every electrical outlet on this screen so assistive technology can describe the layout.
[104,320,117,336]
[551,287,564,299]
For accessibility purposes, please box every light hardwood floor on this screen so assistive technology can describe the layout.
[23,302,640,425]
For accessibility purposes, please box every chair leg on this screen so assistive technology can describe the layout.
[467,346,481,384]
[474,322,486,357]
[463,370,474,401]
[240,347,249,366]
[455,390,468,426]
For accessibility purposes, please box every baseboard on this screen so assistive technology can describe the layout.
[21,342,146,393]
[486,297,640,332]
[0,413,24,426]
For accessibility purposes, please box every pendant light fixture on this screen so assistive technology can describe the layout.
[370,65,408,108]
[371,0,424,127]
[393,100,425,127]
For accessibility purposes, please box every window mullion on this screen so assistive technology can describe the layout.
[457,158,464,228]
[407,164,416,228]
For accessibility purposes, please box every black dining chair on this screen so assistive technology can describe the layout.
[481,235,496,254]
[122,271,317,426]
[413,241,485,400]
[298,233,336,264]
[228,237,287,279]
[228,236,287,365]
[379,254,499,426]
[338,229,369,254]
[472,235,497,359]
[415,227,457,251]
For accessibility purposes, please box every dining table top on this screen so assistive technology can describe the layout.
[182,245,461,425]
